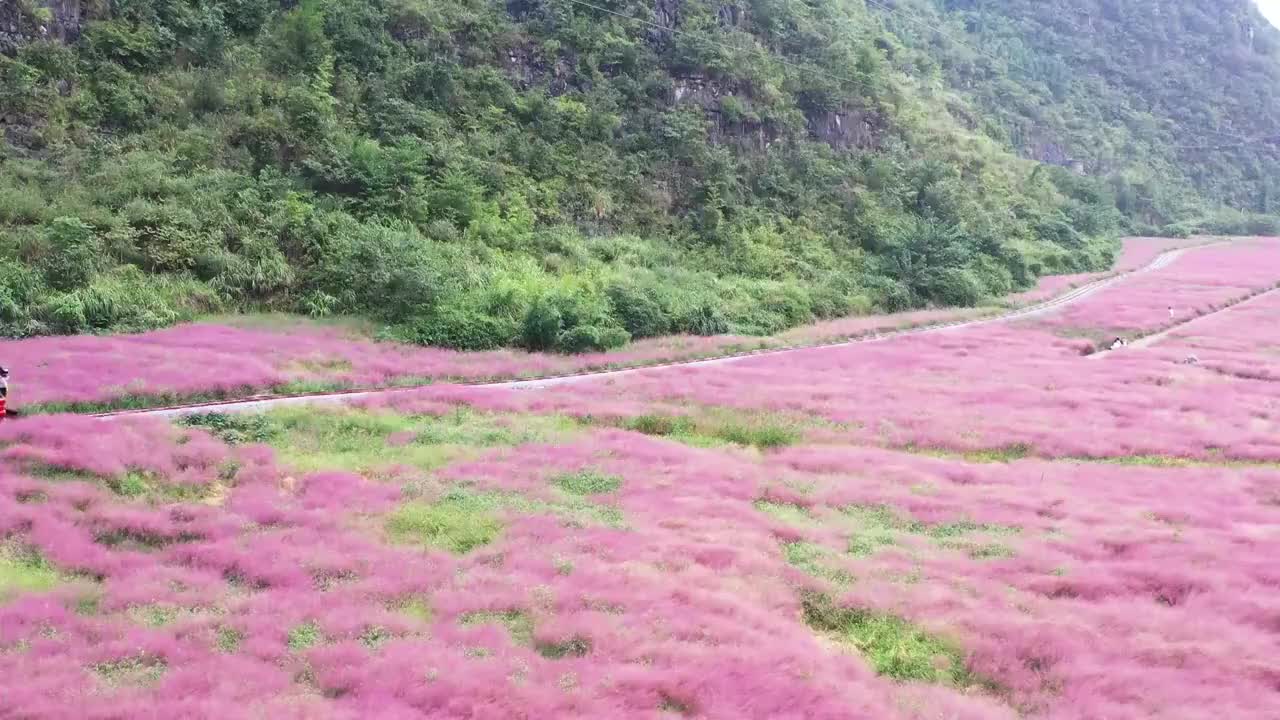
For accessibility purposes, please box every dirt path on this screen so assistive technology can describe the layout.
[98,242,1218,420]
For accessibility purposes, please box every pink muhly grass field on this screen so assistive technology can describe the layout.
[2,407,1278,717]
[2,235,1280,718]
[0,323,764,408]
[1004,235,1218,306]
[1027,238,1280,336]
[401,310,1280,461]
[2,237,1232,411]
[1147,287,1280,381]
[0,415,1013,719]
[775,307,996,344]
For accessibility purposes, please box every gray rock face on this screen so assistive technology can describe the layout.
[1,0,85,54]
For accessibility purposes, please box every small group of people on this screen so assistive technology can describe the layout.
[1109,337,1130,351]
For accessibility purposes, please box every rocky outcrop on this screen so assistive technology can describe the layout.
[1,0,87,55]
[502,43,575,95]
[806,108,880,150]
[1029,141,1087,175]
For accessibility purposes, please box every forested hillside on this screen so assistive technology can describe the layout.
[915,0,1280,231]
[0,0,1272,349]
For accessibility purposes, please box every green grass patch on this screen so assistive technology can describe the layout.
[112,471,152,498]
[840,504,1019,547]
[287,621,323,651]
[216,626,244,653]
[21,460,214,505]
[179,413,280,445]
[103,471,216,505]
[782,541,854,585]
[625,414,697,437]
[399,483,625,532]
[92,654,167,687]
[756,502,1020,560]
[73,591,102,616]
[258,406,580,475]
[386,494,504,554]
[460,610,534,645]
[906,443,1280,469]
[536,635,592,659]
[659,694,695,715]
[127,603,181,627]
[25,385,282,416]
[952,542,1016,560]
[847,532,897,557]
[802,594,973,686]
[619,410,805,449]
[552,469,623,496]
[359,625,393,650]
[391,597,433,624]
[716,421,801,449]
[0,545,62,602]
[754,499,814,525]
[21,463,103,483]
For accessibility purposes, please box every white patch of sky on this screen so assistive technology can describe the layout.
[1257,0,1280,28]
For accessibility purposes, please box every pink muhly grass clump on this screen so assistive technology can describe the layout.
[0,415,230,484]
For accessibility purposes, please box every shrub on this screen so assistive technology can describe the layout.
[0,57,41,116]
[520,297,562,351]
[968,256,1014,297]
[673,299,729,336]
[395,306,517,351]
[213,238,296,300]
[35,293,88,333]
[75,267,214,332]
[40,217,101,292]
[921,267,986,307]
[85,20,172,72]
[556,324,629,353]
[266,1,334,75]
[606,281,669,339]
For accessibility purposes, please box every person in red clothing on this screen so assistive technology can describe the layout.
[0,366,9,417]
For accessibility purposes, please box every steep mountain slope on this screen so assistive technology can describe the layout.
[893,0,1280,227]
[0,0,1268,349]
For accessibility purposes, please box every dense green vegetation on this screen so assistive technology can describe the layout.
[915,0,1280,233]
[0,0,1271,349]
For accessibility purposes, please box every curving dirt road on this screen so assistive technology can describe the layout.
[98,242,1221,420]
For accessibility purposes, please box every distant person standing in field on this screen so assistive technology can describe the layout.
[1168,306,1175,319]
[0,367,9,416]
